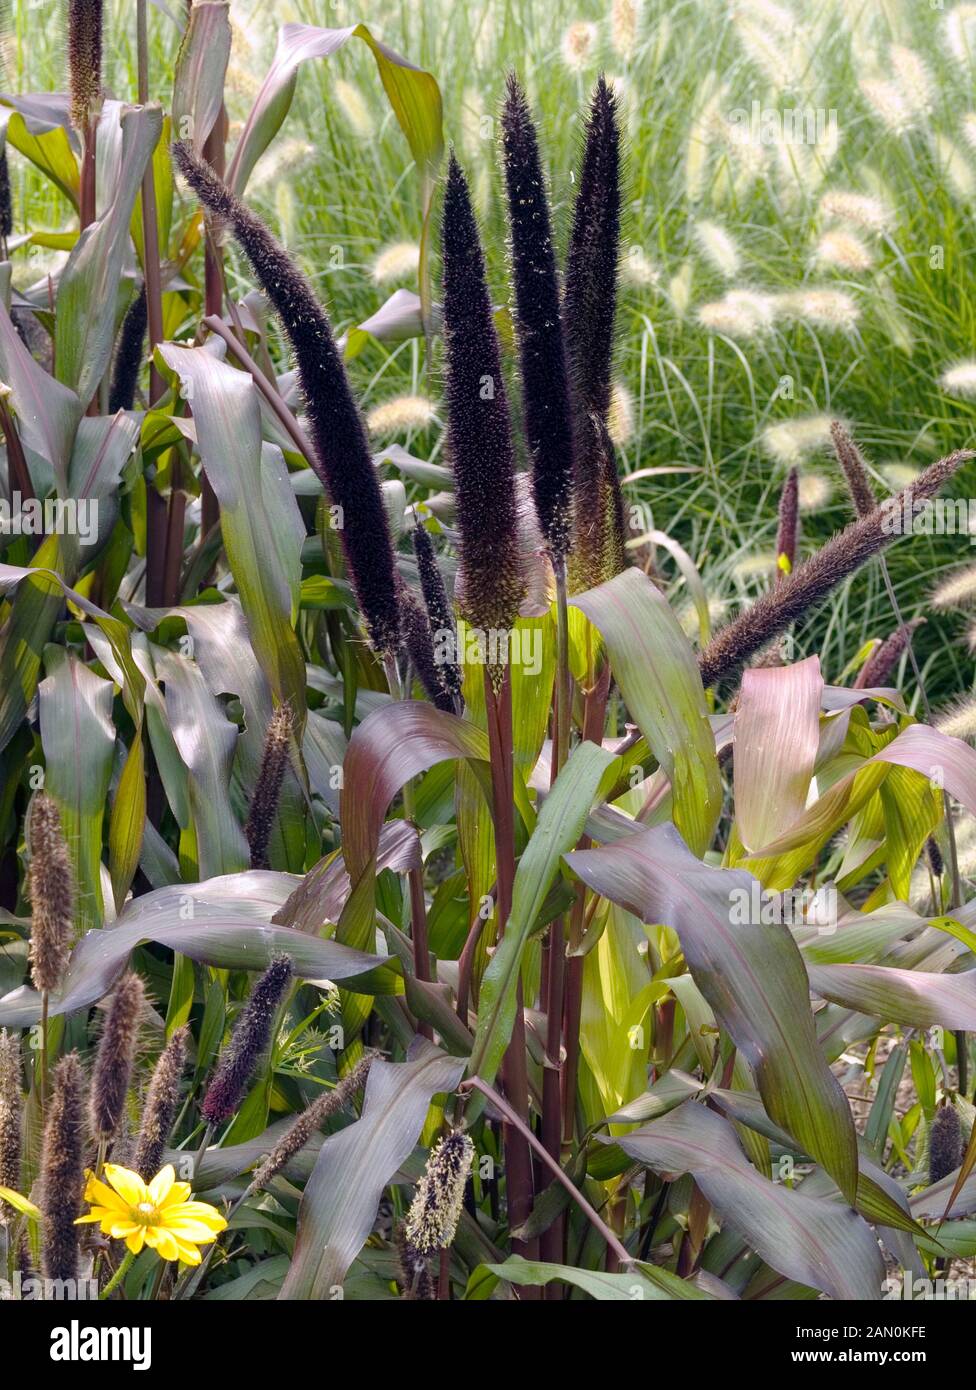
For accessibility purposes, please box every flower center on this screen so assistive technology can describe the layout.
[132,1201,160,1227]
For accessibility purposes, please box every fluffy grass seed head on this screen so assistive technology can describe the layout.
[40,1052,85,1283]
[797,472,833,512]
[931,563,976,610]
[90,971,145,1141]
[944,4,976,67]
[935,696,976,740]
[777,288,860,331]
[404,1129,474,1255]
[939,361,976,399]
[762,414,834,466]
[694,220,741,278]
[244,705,293,871]
[371,241,420,285]
[26,792,75,996]
[818,190,893,234]
[610,0,640,58]
[366,395,436,437]
[890,45,935,118]
[697,289,774,339]
[132,1025,189,1181]
[201,956,292,1125]
[561,21,598,70]
[334,80,374,139]
[815,230,873,273]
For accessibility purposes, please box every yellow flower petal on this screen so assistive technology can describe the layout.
[145,1226,181,1261]
[108,1221,141,1240]
[124,1229,146,1255]
[84,1177,130,1214]
[165,1201,227,1231]
[161,1219,222,1243]
[104,1164,149,1207]
[172,1238,202,1267]
[159,1181,192,1209]
[148,1165,176,1206]
[74,1212,106,1225]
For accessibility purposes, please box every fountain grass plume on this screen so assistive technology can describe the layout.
[501,73,575,559]
[173,141,401,655]
[201,956,292,1125]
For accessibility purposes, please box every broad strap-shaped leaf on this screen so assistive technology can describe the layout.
[479,1255,713,1301]
[280,1041,465,1299]
[469,741,618,1085]
[616,1102,884,1301]
[0,298,82,494]
[38,648,115,933]
[0,871,393,1028]
[55,103,162,406]
[734,655,823,853]
[808,962,976,1030]
[156,343,307,723]
[572,568,721,856]
[567,823,859,1202]
[172,0,232,151]
[0,94,79,206]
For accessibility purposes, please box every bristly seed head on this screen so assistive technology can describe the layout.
[441,152,524,651]
[40,1052,85,1283]
[26,792,75,996]
[564,76,627,591]
[245,705,293,871]
[0,1030,22,1225]
[108,284,148,413]
[411,523,463,701]
[90,971,145,1141]
[251,1050,376,1193]
[853,618,924,690]
[67,0,103,131]
[403,1129,474,1255]
[929,1103,963,1186]
[830,420,877,519]
[201,956,292,1125]
[172,141,402,656]
[400,585,456,713]
[0,148,12,243]
[775,466,799,579]
[699,448,975,689]
[132,1025,188,1181]
[501,72,575,560]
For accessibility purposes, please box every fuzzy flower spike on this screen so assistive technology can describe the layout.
[501,73,575,561]
[201,956,292,1125]
[441,152,524,660]
[564,76,628,591]
[173,142,401,656]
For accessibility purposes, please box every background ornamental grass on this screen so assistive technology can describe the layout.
[8,0,976,705]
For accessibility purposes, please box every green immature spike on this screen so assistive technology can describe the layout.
[441,153,524,647]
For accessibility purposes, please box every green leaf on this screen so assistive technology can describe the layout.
[808,963,976,1030]
[155,343,307,722]
[172,0,232,151]
[38,647,115,933]
[482,1255,713,1301]
[109,730,146,914]
[469,740,618,1086]
[0,872,394,1029]
[55,103,162,406]
[280,1042,465,1298]
[617,1102,884,1300]
[0,96,79,206]
[568,823,859,1202]
[571,568,721,856]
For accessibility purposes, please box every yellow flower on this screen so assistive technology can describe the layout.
[75,1163,227,1266]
